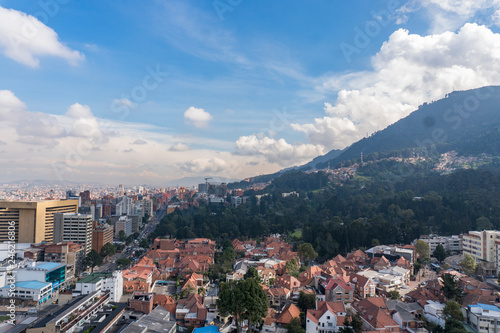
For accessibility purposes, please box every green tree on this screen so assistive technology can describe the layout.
[443,300,463,321]
[476,216,493,231]
[118,230,126,241]
[444,319,467,333]
[244,267,260,281]
[338,318,354,333]
[285,317,305,333]
[85,250,102,272]
[285,258,299,278]
[458,253,477,276]
[441,274,464,301]
[217,279,268,333]
[351,314,363,333]
[116,258,132,269]
[297,243,318,265]
[387,290,400,300]
[433,244,447,263]
[297,291,316,312]
[139,239,149,249]
[100,243,116,258]
[415,240,430,261]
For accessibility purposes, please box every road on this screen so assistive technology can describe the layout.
[96,209,165,273]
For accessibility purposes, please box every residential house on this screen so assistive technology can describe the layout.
[266,288,291,308]
[350,274,376,299]
[324,278,353,303]
[275,274,301,290]
[351,297,400,332]
[306,301,346,333]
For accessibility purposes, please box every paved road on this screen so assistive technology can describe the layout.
[96,209,165,273]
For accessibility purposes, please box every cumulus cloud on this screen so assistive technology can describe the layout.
[0,6,84,67]
[235,135,324,166]
[400,0,500,32]
[293,23,500,150]
[169,143,190,151]
[65,103,105,140]
[131,139,147,145]
[177,157,230,174]
[184,106,213,128]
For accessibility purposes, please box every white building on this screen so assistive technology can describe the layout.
[73,271,123,302]
[462,230,500,275]
[466,303,500,333]
[16,261,67,290]
[54,213,93,254]
[116,196,134,216]
[357,268,407,292]
[0,280,52,303]
[115,216,133,237]
[417,235,463,254]
[423,301,446,328]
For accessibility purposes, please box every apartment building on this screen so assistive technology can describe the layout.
[54,213,93,254]
[92,223,114,253]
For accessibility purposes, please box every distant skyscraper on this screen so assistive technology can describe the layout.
[0,200,79,243]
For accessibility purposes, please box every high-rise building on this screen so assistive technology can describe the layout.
[115,216,133,237]
[43,242,86,274]
[79,190,91,204]
[93,223,114,253]
[116,196,134,216]
[53,213,93,254]
[462,230,500,275]
[0,200,79,243]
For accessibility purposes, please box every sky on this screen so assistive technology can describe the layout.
[1,0,500,185]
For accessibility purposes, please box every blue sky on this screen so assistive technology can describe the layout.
[1,0,500,184]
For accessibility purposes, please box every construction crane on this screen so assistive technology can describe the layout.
[204,177,212,185]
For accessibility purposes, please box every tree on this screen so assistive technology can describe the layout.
[116,258,132,269]
[100,243,116,258]
[297,243,318,265]
[444,319,467,333]
[285,317,305,333]
[443,300,463,321]
[433,244,447,263]
[139,238,150,249]
[285,258,299,278]
[415,240,430,261]
[118,230,126,241]
[85,250,102,272]
[351,314,363,333]
[476,216,493,231]
[244,267,260,281]
[441,274,464,301]
[217,279,268,333]
[387,290,400,300]
[297,291,316,312]
[458,253,477,276]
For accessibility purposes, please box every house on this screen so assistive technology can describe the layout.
[266,288,291,308]
[324,278,353,303]
[306,301,346,333]
[257,267,276,284]
[275,274,301,290]
[386,300,424,331]
[350,274,376,299]
[373,256,391,271]
[351,297,400,332]
[423,301,446,328]
[276,303,301,327]
[298,266,324,285]
[262,308,277,333]
[176,293,207,328]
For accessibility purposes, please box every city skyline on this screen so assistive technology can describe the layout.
[1,0,500,184]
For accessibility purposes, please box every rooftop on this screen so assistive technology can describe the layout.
[0,280,52,290]
[78,273,112,284]
[33,262,64,271]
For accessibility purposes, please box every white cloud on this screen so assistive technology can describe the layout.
[177,157,231,174]
[169,143,190,151]
[112,98,136,109]
[235,135,324,166]
[0,6,84,67]
[293,23,500,150]
[401,0,500,32]
[131,139,147,145]
[184,106,213,128]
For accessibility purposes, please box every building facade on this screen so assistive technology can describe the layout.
[54,213,93,254]
[0,200,79,243]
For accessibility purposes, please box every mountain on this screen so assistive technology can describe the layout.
[299,149,343,170]
[315,85,500,169]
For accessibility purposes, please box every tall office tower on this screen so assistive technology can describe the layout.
[53,213,93,254]
[0,200,79,243]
